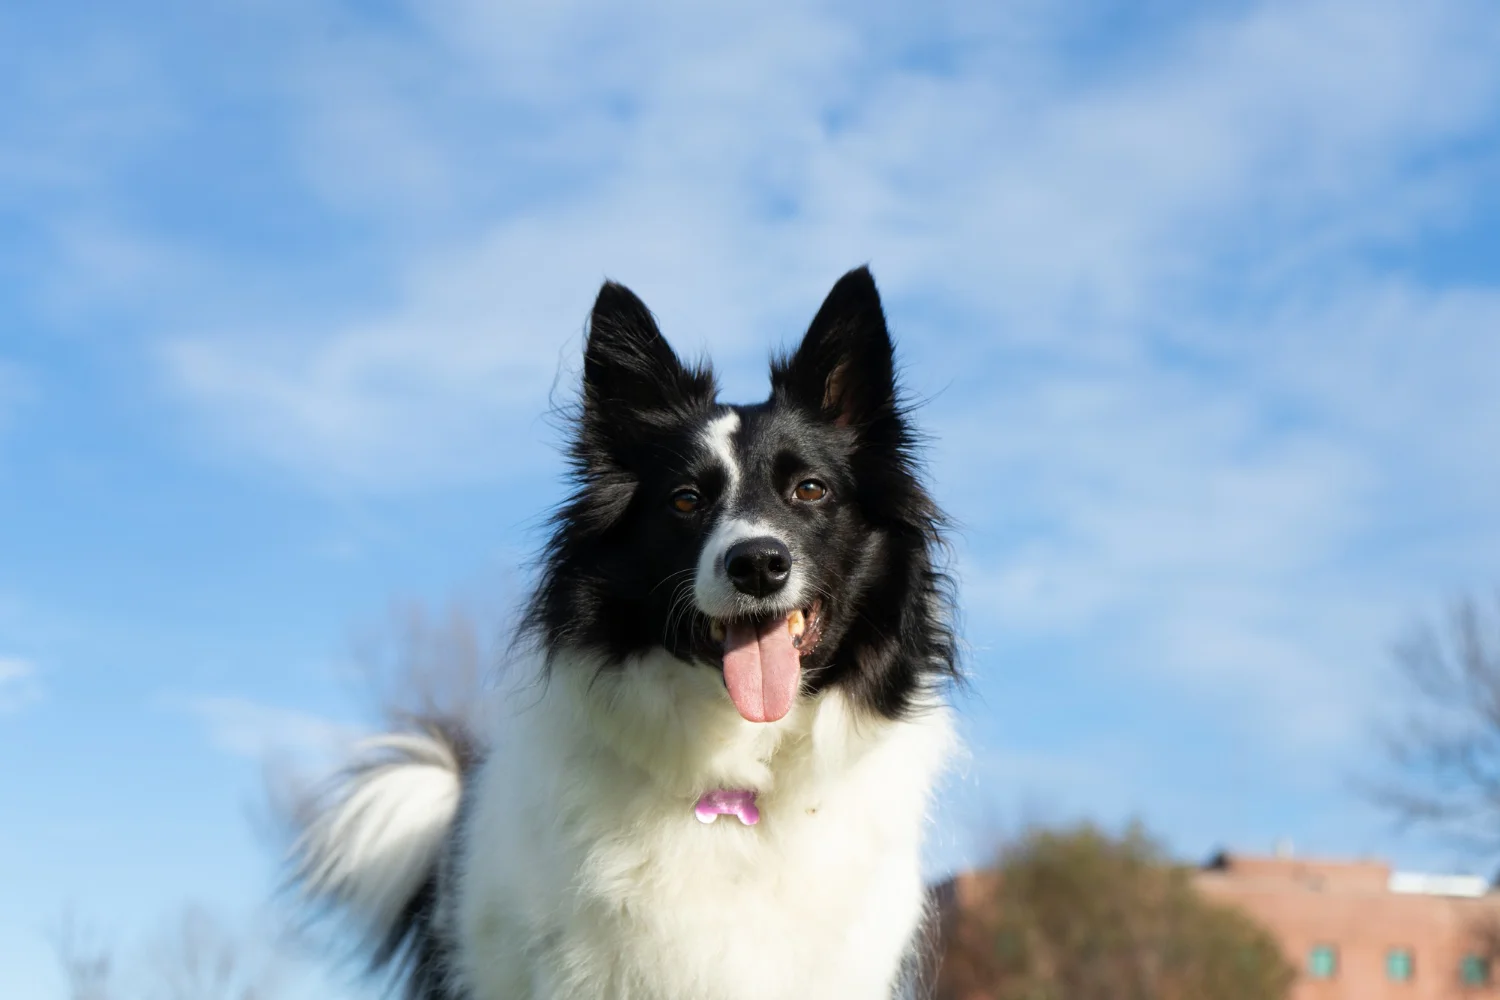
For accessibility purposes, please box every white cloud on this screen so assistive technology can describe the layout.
[129,0,1499,488]
[943,282,1500,752]
[0,656,42,713]
[176,695,363,762]
[8,0,1500,772]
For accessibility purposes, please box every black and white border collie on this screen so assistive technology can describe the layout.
[290,268,961,1000]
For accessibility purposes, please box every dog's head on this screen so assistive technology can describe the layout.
[528,267,956,721]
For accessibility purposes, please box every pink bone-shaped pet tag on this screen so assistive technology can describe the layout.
[693,789,761,826]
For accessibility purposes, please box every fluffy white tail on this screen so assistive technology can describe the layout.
[290,725,466,955]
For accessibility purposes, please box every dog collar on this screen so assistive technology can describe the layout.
[694,789,760,826]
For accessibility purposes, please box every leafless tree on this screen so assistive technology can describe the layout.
[1374,593,1500,855]
[143,905,281,1000]
[346,598,505,739]
[51,905,282,1000]
[53,605,505,1000]
[258,597,508,985]
[264,598,502,840]
[51,911,114,1000]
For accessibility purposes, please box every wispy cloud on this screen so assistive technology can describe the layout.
[4,0,1499,792]
[3,1,1495,485]
[129,0,1498,489]
[175,695,363,762]
[0,656,42,713]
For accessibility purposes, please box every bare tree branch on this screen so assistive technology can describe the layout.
[263,598,507,843]
[1372,592,1500,858]
[52,905,283,1000]
[50,910,114,1000]
[145,905,281,1000]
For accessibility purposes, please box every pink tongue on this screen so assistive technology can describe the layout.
[722,616,801,723]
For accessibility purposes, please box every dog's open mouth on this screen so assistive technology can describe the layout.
[708,600,823,654]
[706,601,822,724]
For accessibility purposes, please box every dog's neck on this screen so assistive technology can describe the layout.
[542,646,894,805]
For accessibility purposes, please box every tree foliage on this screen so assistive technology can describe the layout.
[937,823,1293,1000]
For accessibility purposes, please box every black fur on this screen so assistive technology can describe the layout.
[331,267,957,1000]
[524,266,958,719]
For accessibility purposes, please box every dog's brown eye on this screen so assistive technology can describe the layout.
[671,489,701,513]
[793,480,827,502]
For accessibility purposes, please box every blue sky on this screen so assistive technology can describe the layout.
[4,0,1500,994]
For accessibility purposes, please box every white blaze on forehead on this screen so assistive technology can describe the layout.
[701,410,742,498]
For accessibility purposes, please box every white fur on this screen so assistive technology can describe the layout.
[453,650,954,1000]
[290,654,954,999]
[701,411,742,499]
[693,517,812,620]
[293,731,463,941]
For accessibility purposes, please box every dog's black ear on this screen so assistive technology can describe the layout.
[775,267,897,429]
[584,281,713,432]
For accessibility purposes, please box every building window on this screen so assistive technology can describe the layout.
[1462,955,1491,986]
[1387,947,1415,982]
[1309,944,1338,980]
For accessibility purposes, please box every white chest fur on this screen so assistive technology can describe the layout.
[454,652,954,1000]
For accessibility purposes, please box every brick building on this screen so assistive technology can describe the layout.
[935,850,1500,999]
[1197,851,1500,999]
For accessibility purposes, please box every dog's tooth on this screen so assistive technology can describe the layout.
[788,609,806,638]
[710,620,725,643]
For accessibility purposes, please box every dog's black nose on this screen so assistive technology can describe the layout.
[724,537,792,597]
